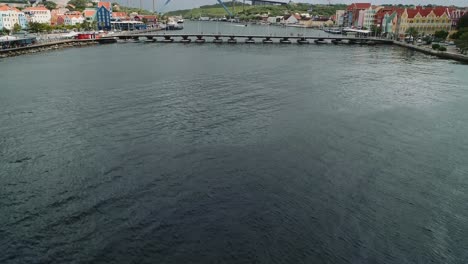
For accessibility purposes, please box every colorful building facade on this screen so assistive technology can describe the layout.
[0,5,27,30]
[399,7,451,38]
[23,6,51,24]
[96,4,111,30]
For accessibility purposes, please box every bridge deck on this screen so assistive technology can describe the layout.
[109,34,392,43]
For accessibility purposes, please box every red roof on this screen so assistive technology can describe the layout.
[67,14,82,19]
[84,9,96,17]
[406,7,448,19]
[98,2,111,10]
[112,11,127,18]
[65,11,81,15]
[347,3,371,11]
[23,6,49,11]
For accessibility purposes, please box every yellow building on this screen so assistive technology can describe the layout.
[399,7,451,37]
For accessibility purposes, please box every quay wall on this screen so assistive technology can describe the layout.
[393,41,468,64]
[0,39,97,58]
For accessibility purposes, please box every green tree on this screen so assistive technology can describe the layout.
[450,28,468,40]
[142,17,148,24]
[81,20,90,30]
[457,13,468,30]
[1,27,11,35]
[12,23,22,33]
[27,22,42,33]
[434,30,449,40]
[43,1,57,10]
[406,27,419,43]
[67,0,88,11]
[28,22,50,33]
[455,32,468,54]
[422,35,432,44]
[370,24,382,36]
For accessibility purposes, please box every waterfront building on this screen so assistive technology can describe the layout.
[51,8,70,26]
[57,14,84,26]
[23,6,51,24]
[96,2,111,30]
[98,1,112,16]
[335,10,345,26]
[83,8,96,22]
[134,15,157,25]
[284,14,300,24]
[448,9,467,30]
[0,5,26,30]
[17,10,26,29]
[303,18,334,28]
[399,7,451,38]
[267,16,284,24]
[374,7,404,38]
[111,11,128,21]
[343,3,371,28]
[363,6,382,29]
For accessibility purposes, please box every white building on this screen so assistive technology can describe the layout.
[64,14,84,25]
[23,6,51,24]
[285,14,299,24]
[335,10,345,26]
[363,6,382,29]
[267,16,283,24]
[0,5,27,30]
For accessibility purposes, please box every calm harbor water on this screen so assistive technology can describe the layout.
[2,22,468,264]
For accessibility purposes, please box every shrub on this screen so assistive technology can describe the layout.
[438,46,447,52]
[432,44,440,50]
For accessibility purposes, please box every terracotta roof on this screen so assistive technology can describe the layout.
[23,6,49,11]
[347,3,371,11]
[84,9,96,17]
[406,7,448,18]
[65,11,81,15]
[98,2,111,10]
[142,15,157,19]
[112,11,127,17]
[67,14,82,19]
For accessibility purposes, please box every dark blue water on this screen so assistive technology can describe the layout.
[1,37,468,264]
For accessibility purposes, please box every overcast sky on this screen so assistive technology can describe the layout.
[117,0,468,12]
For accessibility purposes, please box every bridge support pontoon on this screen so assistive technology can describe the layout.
[195,35,206,43]
[213,36,223,44]
[180,35,191,43]
[263,37,273,44]
[280,37,291,44]
[227,36,237,44]
[245,36,255,44]
[162,36,174,43]
[297,37,309,44]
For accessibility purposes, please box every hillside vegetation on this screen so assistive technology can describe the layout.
[165,3,346,19]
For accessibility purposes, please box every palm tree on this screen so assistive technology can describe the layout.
[406,27,419,44]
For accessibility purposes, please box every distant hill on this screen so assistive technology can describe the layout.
[165,3,347,19]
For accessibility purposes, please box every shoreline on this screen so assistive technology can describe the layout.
[0,39,98,58]
[393,41,468,64]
